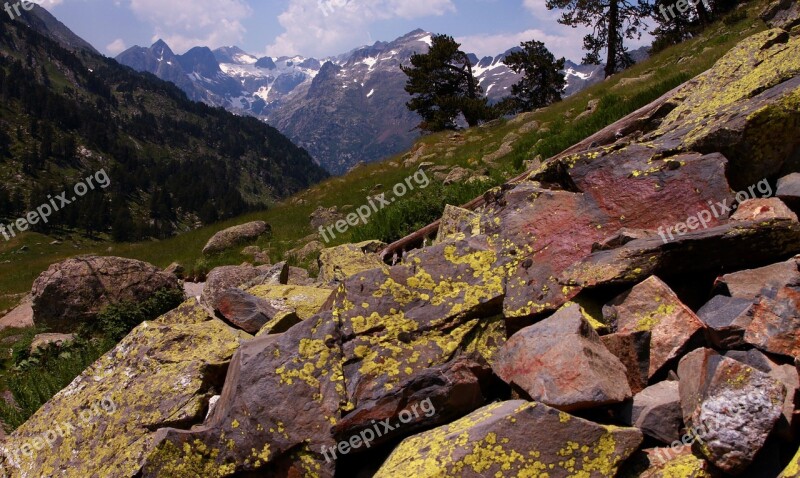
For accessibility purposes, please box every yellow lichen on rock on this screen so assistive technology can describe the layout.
[0,317,241,478]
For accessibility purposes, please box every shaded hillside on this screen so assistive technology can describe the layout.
[0,9,328,241]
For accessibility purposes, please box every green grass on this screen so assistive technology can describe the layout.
[0,0,770,313]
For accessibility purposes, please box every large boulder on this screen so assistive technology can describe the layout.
[493,303,632,411]
[0,299,241,477]
[677,348,787,474]
[30,256,182,332]
[374,400,643,477]
[202,221,271,255]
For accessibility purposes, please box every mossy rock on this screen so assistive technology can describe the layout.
[0,314,242,478]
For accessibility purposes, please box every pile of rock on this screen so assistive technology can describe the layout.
[3,16,800,478]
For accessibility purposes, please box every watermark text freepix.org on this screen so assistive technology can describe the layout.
[320,397,436,463]
[658,0,712,22]
[5,396,116,463]
[657,179,772,244]
[319,170,430,243]
[0,169,111,241]
[4,0,35,21]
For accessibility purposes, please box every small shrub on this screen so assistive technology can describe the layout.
[89,288,186,341]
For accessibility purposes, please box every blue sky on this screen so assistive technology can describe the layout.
[35,0,650,61]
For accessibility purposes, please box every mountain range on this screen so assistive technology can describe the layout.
[117,30,616,174]
[0,5,327,240]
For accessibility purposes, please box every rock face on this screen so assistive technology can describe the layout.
[0,300,241,477]
[374,400,643,478]
[202,221,271,255]
[493,303,632,411]
[678,348,787,474]
[30,256,182,332]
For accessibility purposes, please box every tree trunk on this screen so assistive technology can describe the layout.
[696,0,712,25]
[604,0,620,78]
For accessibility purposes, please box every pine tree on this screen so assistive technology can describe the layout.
[401,34,492,132]
[504,41,567,113]
[546,0,651,78]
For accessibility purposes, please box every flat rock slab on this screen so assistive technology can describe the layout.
[374,400,643,478]
[717,256,799,300]
[493,303,632,411]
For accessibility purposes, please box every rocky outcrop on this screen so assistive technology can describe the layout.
[202,221,271,255]
[30,256,182,332]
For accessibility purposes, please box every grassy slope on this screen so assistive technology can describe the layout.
[0,3,768,313]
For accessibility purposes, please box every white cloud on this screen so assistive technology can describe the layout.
[28,0,64,8]
[458,28,585,62]
[105,38,127,55]
[266,0,456,58]
[127,0,252,53]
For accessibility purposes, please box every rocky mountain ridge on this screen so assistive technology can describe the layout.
[117,29,610,174]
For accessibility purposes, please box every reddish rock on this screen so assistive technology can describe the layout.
[215,288,298,334]
[601,331,651,394]
[716,256,799,300]
[493,303,631,411]
[374,400,643,478]
[201,263,289,310]
[604,276,705,378]
[677,348,786,474]
[745,285,800,358]
[487,150,733,319]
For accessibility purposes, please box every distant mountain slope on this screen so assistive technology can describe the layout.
[117,29,647,174]
[0,10,328,241]
[16,4,98,54]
